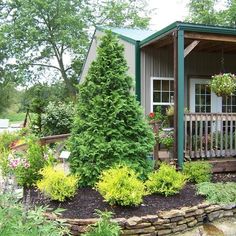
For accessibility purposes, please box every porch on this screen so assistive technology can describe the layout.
[184,113,236,159]
[140,22,236,168]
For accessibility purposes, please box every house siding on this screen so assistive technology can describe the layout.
[81,30,136,83]
[141,45,236,114]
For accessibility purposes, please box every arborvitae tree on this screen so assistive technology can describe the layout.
[69,31,154,186]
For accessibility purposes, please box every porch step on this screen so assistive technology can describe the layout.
[209,158,236,173]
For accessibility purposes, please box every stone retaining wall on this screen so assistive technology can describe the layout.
[49,203,236,235]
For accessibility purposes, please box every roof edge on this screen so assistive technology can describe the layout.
[96,26,138,45]
[178,22,236,35]
[140,22,178,47]
[140,21,236,47]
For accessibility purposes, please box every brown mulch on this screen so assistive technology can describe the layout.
[28,173,235,219]
[29,184,203,219]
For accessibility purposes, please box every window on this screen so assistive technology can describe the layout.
[222,94,236,113]
[195,83,211,113]
[151,77,174,112]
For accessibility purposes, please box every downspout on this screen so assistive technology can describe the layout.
[135,41,141,102]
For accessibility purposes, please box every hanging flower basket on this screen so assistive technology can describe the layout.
[210,73,236,97]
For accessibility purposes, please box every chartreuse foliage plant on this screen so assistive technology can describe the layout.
[145,163,186,196]
[183,161,212,184]
[37,166,79,202]
[69,31,154,186]
[0,193,71,236]
[83,210,121,236]
[96,166,145,206]
[197,182,236,204]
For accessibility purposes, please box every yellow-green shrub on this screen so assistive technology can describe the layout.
[183,161,212,183]
[37,166,79,202]
[96,166,145,206]
[145,163,186,196]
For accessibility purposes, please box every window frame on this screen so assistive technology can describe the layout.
[150,77,174,112]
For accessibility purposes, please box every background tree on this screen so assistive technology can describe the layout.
[0,82,19,114]
[225,0,236,26]
[0,0,152,98]
[186,0,220,25]
[69,31,155,186]
[186,0,236,27]
[21,82,70,134]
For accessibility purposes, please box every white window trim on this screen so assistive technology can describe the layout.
[189,78,221,113]
[150,77,174,112]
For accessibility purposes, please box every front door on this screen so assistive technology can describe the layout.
[189,78,221,113]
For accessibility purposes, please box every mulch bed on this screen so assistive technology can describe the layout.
[28,173,235,219]
[29,184,204,219]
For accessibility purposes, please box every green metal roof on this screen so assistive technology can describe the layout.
[97,22,236,47]
[96,26,154,44]
[140,21,236,47]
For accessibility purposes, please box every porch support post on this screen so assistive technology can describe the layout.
[177,30,185,169]
[135,41,141,102]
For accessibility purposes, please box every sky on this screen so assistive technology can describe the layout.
[148,0,190,30]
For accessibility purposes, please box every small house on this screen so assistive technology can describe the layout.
[81,22,236,170]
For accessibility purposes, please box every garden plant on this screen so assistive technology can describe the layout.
[183,161,212,183]
[145,163,186,196]
[69,31,154,186]
[37,166,79,202]
[96,165,145,206]
[83,210,121,236]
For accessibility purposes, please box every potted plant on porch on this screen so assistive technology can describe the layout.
[210,73,236,97]
[158,129,174,160]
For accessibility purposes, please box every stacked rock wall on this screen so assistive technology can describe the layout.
[52,203,236,235]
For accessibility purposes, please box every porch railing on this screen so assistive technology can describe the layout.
[184,113,236,158]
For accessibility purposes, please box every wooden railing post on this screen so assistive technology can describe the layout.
[184,113,236,159]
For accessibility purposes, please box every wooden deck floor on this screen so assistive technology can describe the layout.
[159,150,236,173]
[208,158,236,173]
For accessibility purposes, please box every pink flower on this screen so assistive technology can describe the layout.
[23,162,30,169]
[9,158,20,169]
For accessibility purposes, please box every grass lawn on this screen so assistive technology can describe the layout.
[1,112,26,123]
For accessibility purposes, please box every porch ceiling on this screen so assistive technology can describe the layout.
[184,39,236,54]
[149,33,236,54]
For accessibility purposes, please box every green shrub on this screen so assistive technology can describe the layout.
[197,182,236,204]
[0,131,28,177]
[37,166,78,202]
[96,166,145,206]
[9,136,45,187]
[145,163,186,196]
[41,101,75,136]
[0,148,11,177]
[0,132,18,151]
[183,161,212,183]
[0,193,71,236]
[117,158,154,181]
[69,31,154,186]
[83,210,121,236]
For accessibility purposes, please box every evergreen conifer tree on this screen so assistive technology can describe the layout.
[69,31,154,186]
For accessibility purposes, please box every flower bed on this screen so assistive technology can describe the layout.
[46,202,236,235]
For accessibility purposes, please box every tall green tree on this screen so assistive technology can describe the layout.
[186,0,220,25]
[225,0,236,26]
[0,82,17,114]
[69,31,155,186]
[0,0,152,97]
[186,0,236,27]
